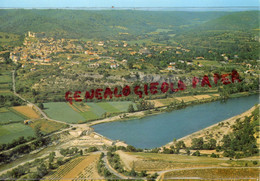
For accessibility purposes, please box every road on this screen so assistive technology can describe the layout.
[0,71,76,155]
[102,152,129,179]
[12,70,71,125]
[102,152,145,180]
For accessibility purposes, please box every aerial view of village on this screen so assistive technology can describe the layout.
[0,0,259,180]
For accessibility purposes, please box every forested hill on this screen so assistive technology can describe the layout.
[190,11,259,31]
[0,9,230,39]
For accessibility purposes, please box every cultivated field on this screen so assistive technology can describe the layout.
[117,152,258,172]
[0,123,34,144]
[0,107,26,124]
[71,101,136,121]
[45,153,101,180]
[0,72,12,92]
[155,94,219,107]
[43,102,85,123]
[0,90,13,95]
[29,119,67,134]
[12,105,40,119]
[163,168,260,179]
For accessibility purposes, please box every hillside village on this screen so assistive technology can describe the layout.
[6,31,258,74]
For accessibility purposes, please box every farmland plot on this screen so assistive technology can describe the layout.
[43,102,85,123]
[0,123,34,144]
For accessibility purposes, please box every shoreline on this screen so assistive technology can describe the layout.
[87,91,257,127]
[86,92,258,150]
[163,104,259,148]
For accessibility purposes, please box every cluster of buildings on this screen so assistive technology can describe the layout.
[9,32,85,65]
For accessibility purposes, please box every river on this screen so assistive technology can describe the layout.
[92,94,259,149]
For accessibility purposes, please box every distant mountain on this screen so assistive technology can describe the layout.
[0,9,231,39]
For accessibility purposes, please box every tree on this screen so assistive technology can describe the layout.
[140,170,148,177]
[128,104,135,113]
[79,150,83,155]
[186,148,191,155]
[34,125,43,138]
[191,138,204,150]
[192,150,200,156]
[49,152,56,163]
[129,164,137,177]
[136,99,154,111]
[38,103,44,109]
[36,163,48,178]
[127,61,134,69]
[176,141,186,149]
[208,139,217,150]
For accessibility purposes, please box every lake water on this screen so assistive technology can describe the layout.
[92,94,259,149]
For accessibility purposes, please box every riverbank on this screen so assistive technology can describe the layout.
[87,91,257,127]
[91,93,259,149]
[164,104,259,148]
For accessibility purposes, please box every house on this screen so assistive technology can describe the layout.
[196,57,205,60]
[24,120,33,124]
[139,48,150,55]
[244,70,255,74]
[44,58,52,63]
[169,62,176,66]
[67,55,72,60]
[246,64,252,68]
[167,66,175,71]
[178,60,185,63]
[89,63,100,68]
[30,68,36,71]
[10,53,20,63]
[224,56,229,61]
[130,51,137,55]
[122,59,128,63]
[110,63,119,69]
[98,41,104,46]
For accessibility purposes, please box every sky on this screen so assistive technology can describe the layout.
[0,0,259,8]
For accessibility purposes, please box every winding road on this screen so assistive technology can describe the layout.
[102,151,145,180]
[12,70,72,125]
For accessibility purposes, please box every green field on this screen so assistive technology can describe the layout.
[73,101,136,121]
[0,123,35,144]
[43,102,85,123]
[0,90,13,95]
[0,107,25,124]
[0,74,11,83]
[0,72,12,92]
[193,60,221,67]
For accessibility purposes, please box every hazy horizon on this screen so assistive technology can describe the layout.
[0,6,258,12]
